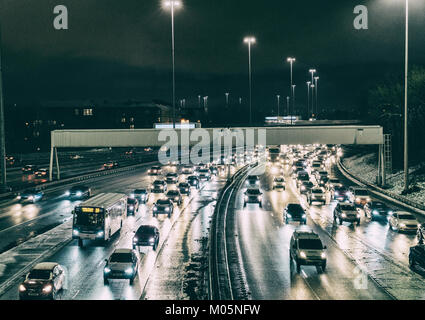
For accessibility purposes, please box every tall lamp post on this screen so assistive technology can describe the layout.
[244,36,256,125]
[403,0,409,192]
[225,92,230,108]
[307,81,311,117]
[287,57,296,121]
[276,95,280,117]
[314,76,319,115]
[163,0,182,128]
[286,96,290,116]
[310,84,315,117]
[291,84,296,124]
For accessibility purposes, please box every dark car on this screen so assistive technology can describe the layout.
[333,186,349,202]
[166,190,183,206]
[19,262,65,300]
[299,181,314,195]
[127,197,139,216]
[151,180,167,193]
[209,166,218,176]
[364,201,393,221]
[103,161,118,170]
[148,166,162,176]
[245,175,260,187]
[243,189,263,208]
[22,165,37,174]
[65,185,91,199]
[34,168,49,178]
[187,175,200,189]
[284,203,307,224]
[334,203,360,226]
[317,175,329,188]
[131,189,149,204]
[153,199,174,217]
[133,225,160,251]
[103,249,138,285]
[17,189,44,203]
[178,182,191,196]
[165,172,179,184]
[409,245,425,271]
[198,169,211,181]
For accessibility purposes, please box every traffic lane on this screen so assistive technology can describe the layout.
[235,164,390,300]
[330,165,419,267]
[0,165,159,254]
[142,179,224,300]
[0,180,204,300]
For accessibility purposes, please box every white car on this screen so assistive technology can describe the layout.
[103,249,138,285]
[389,211,420,232]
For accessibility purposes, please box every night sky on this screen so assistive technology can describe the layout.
[1,0,425,113]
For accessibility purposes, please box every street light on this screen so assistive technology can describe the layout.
[314,76,319,115]
[287,57,296,121]
[244,36,256,125]
[276,95,280,117]
[292,84,296,124]
[163,0,182,128]
[286,96,290,116]
[225,92,230,107]
[306,81,311,117]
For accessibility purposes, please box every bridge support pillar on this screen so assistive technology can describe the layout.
[49,146,54,182]
[55,147,60,180]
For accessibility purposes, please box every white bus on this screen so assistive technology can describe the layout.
[72,193,127,247]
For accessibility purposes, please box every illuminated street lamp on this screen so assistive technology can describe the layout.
[276,95,280,117]
[287,57,296,120]
[314,76,319,115]
[292,84,296,124]
[244,36,256,125]
[225,92,230,107]
[163,0,182,128]
[306,81,311,117]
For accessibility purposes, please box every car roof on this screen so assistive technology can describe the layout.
[396,211,414,216]
[112,249,133,254]
[293,231,320,240]
[33,262,58,271]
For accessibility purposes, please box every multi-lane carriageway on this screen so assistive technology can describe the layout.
[0,147,425,300]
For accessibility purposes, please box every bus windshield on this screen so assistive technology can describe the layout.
[74,208,104,227]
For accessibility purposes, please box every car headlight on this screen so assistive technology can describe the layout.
[334,191,339,196]
[287,214,292,218]
[130,194,135,199]
[165,207,170,212]
[341,213,347,218]
[76,191,82,197]
[399,223,406,228]
[28,196,34,200]
[97,231,104,237]
[355,197,360,202]
[357,213,361,218]
[372,210,378,215]
[129,206,134,210]
[255,181,259,185]
[16,195,21,200]
[125,267,133,275]
[160,186,163,189]
[302,214,306,219]
[300,251,307,259]
[321,252,326,259]
[149,237,155,243]
[388,211,393,215]
[244,196,248,201]
[65,191,70,196]
[42,284,52,293]
[153,207,158,211]
[257,196,262,201]
[73,229,79,236]
[301,186,306,191]
[104,267,111,273]
[133,237,138,243]
[175,197,179,201]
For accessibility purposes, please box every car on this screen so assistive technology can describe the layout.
[198,169,211,181]
[167,160,179,167]
[317,175,329,188]
[133,225,160,251]
[187,175,200,189]
[17,189,44,203]
[103,161,118,170]
[209,166,218,176]
[148,166,162,176]
[152,199,174,217]
[166,190,183,205]
[296,171,310,188]
[243,189,263,208]
[64,185,91,199]
[389,211,420,233]
[363,201,393,221]
[181,165,194,175]
[289,230,327,273]
[178,182,191,196]
[130,189,149,204]
[19,262,66,300]
[34,168,48,178]
[246,175,260,187]
[328,178,343,190]
[165,172,179,184]
[284,204,307,224]
[292,167,305,179]
[333,203,361,225]
[311,161,323,171]
[6,156,15,166]
[299,181,314,195]
[308,188,326,205]
[272,176,286,191]
[348,187,371,207]
[409,245,425,270]
[333,186,350,202]
[151,180,167,193]
[103,249,138,285]
[22,165,37,174]
[127,197,139,216]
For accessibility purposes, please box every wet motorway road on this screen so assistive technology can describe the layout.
[0,164,228,300]
[232,163,425,300]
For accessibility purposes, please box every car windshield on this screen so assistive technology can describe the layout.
[287,204,304,214]
[157,200,170,205]
[398,214,415,220]
[167,191,179,196]
[152,167,161,170]
[248,176,258,180]
[71,186,85,192]
[153,181,163,185]
[341,205,355,211]
[137,226,154,234]
[373,202,386,208]
[199,169,209,173]
[312,189,323,194]
[355,189,368,196]
[127,198,136,204]
[28,269,51,280]
[275,178,284,182]
[135,189,147,194]
[167,173,177,177]
[247,189,261,195]
[179,183,189,187]
[298,239,323,250]
[110,253,132,263]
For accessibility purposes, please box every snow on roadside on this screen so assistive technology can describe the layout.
[342,153,425,206]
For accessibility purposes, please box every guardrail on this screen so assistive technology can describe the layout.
[338,158,425,214]
[208,162,256,300]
